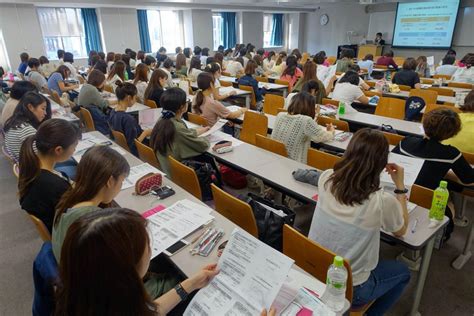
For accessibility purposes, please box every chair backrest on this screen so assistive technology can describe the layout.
[187,112,209,126]
[393,57,405,66]
[420,78,435,84]
[374,97,405,119]
[317,116,349,132]
[301,52,310,64]
[423,103,460,120]
[111,130,131,152]
[103,85,114,93]
[221,71,232,77]
[322,98,339,107]
[255,134,288,157]
[28,214,52,241]
[447,82,472,89]
[219,80,233,87]
[13,163,19,178]
[463,151,474,165]
[134,139,160,169]
[79,107,96,131]
[433,74,452,80]
[375,64,388,69]
[409,89,438,105]
[398,84,411,91]
[427,87,454,97]
[145,99,158,108]
[263,94,285,115]
[363,90,382,97]
[255,76,268,83]
[382,131,404,146]
[240,111,268,145]
[283,225,353,302]
[238,85,256,109]
[276,108,288,114]
[307,148,341,170]
[365,81,376,88]
[326,56,337,65]
[50,90,62,105]
[168,156,202,200]
[409,184,433,209]
[275,79,290,87]
[211,184,258,237]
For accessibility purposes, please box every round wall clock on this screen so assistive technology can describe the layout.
[320,14,329,26]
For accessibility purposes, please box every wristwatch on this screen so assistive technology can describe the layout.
[174,283,189,301]
[394,188,408,194]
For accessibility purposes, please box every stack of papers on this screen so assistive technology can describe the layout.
[72,134,113,162]
[380,153,424,187]
[199,119,228,137]
[139,108,162,129]
[121,163,165,190]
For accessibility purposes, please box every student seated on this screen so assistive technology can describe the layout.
[238,60,265,108]
[292,60,335,104]
[204,63,236,101]
[18,52,29,76]
[443,91,474,153]
[263,51,276,72]
[151,88,210,175]
[271,92,335,163]
[63,52,78,79]
[26,58,48,92]
[144,56,157,79]
[392,58,421,89]
[280,55,303,91]
[108,82,152,156]
[267,52,287,77]
[376,51,398,69]
[252,54,265,76]
[175,53,188,77]
[435,54,458,77]
[1,81,37,125]
[106,52,115,71]
[452,55,474,84]
[335,48,354,73]
[91,59,108,75]
[183,47,192,68]
[19,119,80,233]
[107,60,126,92]
[313,52,331,84]
[4,92,48,161]
[162,58,176,88]
[47,65,79,97]
[308,128,410,315]
[331,71,369,111]
[156,46,168,66]
[121,54,134,81]
[415,56,430,78]
[188,57,202,81]
[358,54,374,79]
[200,47,210,65]
[344,64,370,90]
[213,52,224,70]
[225,57,245,77]
[144,69,168,107]
[285,80,324,109]
[133,64,149,103]
[193,72,246,127]
[38,56,55,78]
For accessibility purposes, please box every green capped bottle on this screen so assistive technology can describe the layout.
[429,180,449,222]
[338,101,345,116]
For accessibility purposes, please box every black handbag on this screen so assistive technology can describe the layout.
[378,124,398,134]
[245,193,296,251]
[182,160,219,201]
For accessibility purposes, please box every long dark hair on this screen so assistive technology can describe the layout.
[115,82,137,101]
[54,146,130,227]
[188,56,201,75]
[193,72,214,114]
[18,119,80,199]
[282,55,298,77]
[144,69,167,101]
[150,88,187,156]
[4,92,47,132]
[326,128,389,206]
[301,60,317,84]
[107,60,126,81]
[133,63,149,85]
[55,208,156,316]
[55,65,70,80]
[176,53,186,71]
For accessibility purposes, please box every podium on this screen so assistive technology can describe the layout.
[358,44,383,59]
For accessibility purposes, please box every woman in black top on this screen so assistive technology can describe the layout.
[144,69,168,107]
[19,118,81,232]
[392,58,421,89]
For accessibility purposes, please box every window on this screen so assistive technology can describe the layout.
[37,8,87,60]
[263,14,273,48]
[147,10,184,53]
[212,14,224,51]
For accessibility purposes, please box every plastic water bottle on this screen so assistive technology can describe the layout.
[429,180,449,223]
[322,256,347,312]
[338,101,345,116]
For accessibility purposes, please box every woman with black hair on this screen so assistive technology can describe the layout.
[1,81,37,125]
[332,70,369,111]
[280,55,303,91]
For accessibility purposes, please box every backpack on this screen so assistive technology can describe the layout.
[182,160,220,201]
[404,96,426,121]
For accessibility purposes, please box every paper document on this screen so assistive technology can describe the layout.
[219,86,238,95]
[139,108,162,129]
[147,199,214,258]
[121,163,165,190]
[381,153,424,187]
[127,102,150,113]
[199,119,228,137]
[226,105,244,113]
[184,228,294,315]
[72,135,112,162]
[281,288,335,316]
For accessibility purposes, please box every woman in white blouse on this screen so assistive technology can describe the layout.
[132,64,149,103]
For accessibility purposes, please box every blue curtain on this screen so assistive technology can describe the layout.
[221,12,237,49]
[270,13,284,47]
[81,8,103,53]
[137,10,152,53]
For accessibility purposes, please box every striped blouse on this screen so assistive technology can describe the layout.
[5,123,37,162]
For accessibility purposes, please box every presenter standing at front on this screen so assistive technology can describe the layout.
[375,32,385,45]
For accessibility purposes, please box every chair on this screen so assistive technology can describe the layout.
[382,131,404,146]
[263,94,285,115]
[307,148,341,170]
[13,163,19,178]
[255,76,268,83]
[134,139,160,169]
[364,90,382,97]
[448,82,473,89]
[28,214,52,242]
[301,52,310,64]
[326,56,337,65]
[427,87,454,97]
[375,64,388,69]
[255,134,287,157]
[145,99,158,108]
[322,98,339,107]
[111,130,131,152]
[187,112,209,126]
[409,184,434,209]
[103,85,114,93]
[238,85,257,109]
[393,57,405,66]
[463,151,474,165]
[398,84,411,92]
[240,111,268,145]
[211,184,258,237]
[168,156,202,200]
[409,89,438,105]
[365,81,376,88]
[420,78,435,84]
[221,71,232,77]
[335,71,343,76]
[317,116,349,132]
[50,90,62,105]
[275,79,290,87]
[219,80,233,87]
[276,108,288,114]
[433,74,452,80]
[79,107,95,131]
[374,97,405,119]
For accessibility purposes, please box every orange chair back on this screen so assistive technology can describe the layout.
[317,116,349,132]
[219,80,233,87]
[111,130,131,152]
[263,94,285,115]
[365,81,376,88]
[256,76,269,83]
[255,134,287,157]
[433,74,452,80]
[420,78,435,84]
[427,87,454,97]
[398,84,411,91]
[240,111,268,145]
[134,139,160,169]
[375,97,405,119]
[409,185,433,209]
[375,64,388,69]
[50,90,62,105]
[307,148,341,170]
[79,107,95,131]
[168,156,202,200]
[211,184,258,237]
[145,99,158,108]
[393,57,405,66]
[28,214,52,241]
[103,85,114,93]
[382,131,404,146]
[275,79,290,87]
[326,56,337,65]
[322,98,339,107]
[301,52,310,64]
[239,85,257,109]
[448,82,473,89]
[187,112,209,126]
[463,151,474,165]
[276,108,287,114]
[364,90,382,97]
[409,89,438,105]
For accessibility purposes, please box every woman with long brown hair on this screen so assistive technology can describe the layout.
[175,53,188,77]
[133,63,149,103]
[308,128,410,315]
[106,60,126,92]
[291,60,335,104]
[144,69,168,106]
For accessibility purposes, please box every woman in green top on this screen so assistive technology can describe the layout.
[335,48,355,73]
[150,88,210,176]
[292,61,336,104]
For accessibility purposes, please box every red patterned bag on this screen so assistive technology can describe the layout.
[134,173,162,195]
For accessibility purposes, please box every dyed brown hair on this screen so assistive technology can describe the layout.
[107,60,126,82]
[87,69,106,88]
[144,69,168,101]
[460,90,474,112]
[244,60,257,75]
[106,52,115,62]
[133,63,149,84]
[175,53,186,71]
[402,58,417,71]
[193,72,214,114]
[287,92,316,119]
[301,60,317,84]
[55,65,70,80]
[422,108,461,141]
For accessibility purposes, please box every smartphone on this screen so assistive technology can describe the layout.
[163,239,189,256]
[151,186,175,200]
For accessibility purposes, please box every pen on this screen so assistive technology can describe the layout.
[411,218,418,233]
[190,226,210,245]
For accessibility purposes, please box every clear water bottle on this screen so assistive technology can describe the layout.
[322,256,347,312]
[429,180,449,223]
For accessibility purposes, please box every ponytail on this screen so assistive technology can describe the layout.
[193,90,204,114]
[18,135,40,199]
[192,72,213,114]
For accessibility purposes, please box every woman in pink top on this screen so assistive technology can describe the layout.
[192,72,246,126]
[280,55,303,92]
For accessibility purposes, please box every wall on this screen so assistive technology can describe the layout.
[288,13,304,51]
[241,12,264,49]
[98,8,140,54]
[189,9,213,49]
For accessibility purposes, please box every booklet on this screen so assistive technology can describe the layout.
[121,163,165,190]
[184,228,294,315]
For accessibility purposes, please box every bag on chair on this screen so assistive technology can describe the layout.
[182,160,220,201]
[219,165,247,189]
[404,96,425,121]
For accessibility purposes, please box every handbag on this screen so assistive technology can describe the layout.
[182,160,220,201]
[245,193,296,251]
[378,124,398,134]
[134,173,162,195]
[220,165,247,189]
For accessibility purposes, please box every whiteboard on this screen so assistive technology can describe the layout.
[453,7,474,46]
[368,11,396,44]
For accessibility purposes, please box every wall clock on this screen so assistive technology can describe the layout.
[320,14,329,26]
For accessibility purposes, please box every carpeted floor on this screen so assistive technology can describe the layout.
[0,148,473,315]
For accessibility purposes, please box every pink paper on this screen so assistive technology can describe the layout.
[296,307,313,316]
[312,194,319,201]
[142,205,166,218]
